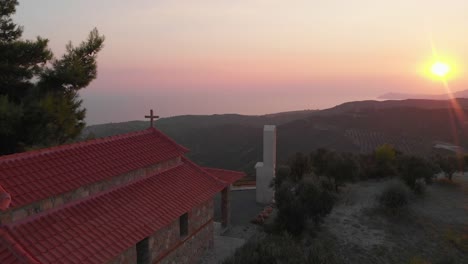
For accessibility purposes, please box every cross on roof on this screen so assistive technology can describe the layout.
[145,109,159,128]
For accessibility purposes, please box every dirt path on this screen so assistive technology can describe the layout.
[322,175,468,264]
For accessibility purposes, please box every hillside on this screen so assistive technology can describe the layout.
[378,89,468,100]
[83,99,468,176]
[82,110,318,137]
[321,98,468,115]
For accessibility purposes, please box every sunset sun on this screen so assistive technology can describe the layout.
[431,61,451,77]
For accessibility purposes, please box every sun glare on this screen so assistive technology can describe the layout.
[431,62,450,77]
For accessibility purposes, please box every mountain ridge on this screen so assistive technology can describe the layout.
[83,99,468,175]
[378,89,468,100]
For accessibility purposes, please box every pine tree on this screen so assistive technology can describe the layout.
[0,0,104,154]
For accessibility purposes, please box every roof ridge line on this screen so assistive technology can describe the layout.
[0,127,190,164]
[202,167,246,185]
[7,162,184,228]
[202,167,245,174]
[149,127,190,152]
[0,128,155,163]
[181,157,229,185]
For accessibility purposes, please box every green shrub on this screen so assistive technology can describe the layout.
[272,166,291,189]
[306,240,338,264]
[275,179,336,236]
[319,178,335,192]
[275,181,307,235]
[409,256,457,264]
[397,155,437,193]
[378,183,409,209]
[324,152,360,191]
[374,144,398,177]
[434,256,456,264]
[223,234,337,264]
[288,152,312,181]
[435,155,459,181]
[413,179,426,195]
[408,256,430,264]
[300,179,337,225]
[222,234,303,264]
[444,228,468,252]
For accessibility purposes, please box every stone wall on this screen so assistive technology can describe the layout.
[158,221,213,264]
[109,199,214,264]
[221,186,231,228]
[0,157,182,225]
[110,245,137,264]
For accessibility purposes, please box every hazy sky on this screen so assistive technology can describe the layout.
[14,0,468,124]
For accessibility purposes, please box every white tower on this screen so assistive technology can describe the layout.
[255,125,276,204]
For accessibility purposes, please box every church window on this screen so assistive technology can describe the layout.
[136,237,150,264]
[179,213,188,237]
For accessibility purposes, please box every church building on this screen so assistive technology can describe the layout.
[0,117,244,264]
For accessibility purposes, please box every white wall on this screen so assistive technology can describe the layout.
[256,125,276,204]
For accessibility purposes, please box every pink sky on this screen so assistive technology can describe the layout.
[15,0,468,124]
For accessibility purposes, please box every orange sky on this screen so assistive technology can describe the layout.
[15,0,468,124]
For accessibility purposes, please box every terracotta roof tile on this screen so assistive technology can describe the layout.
[2,161,225,263]
[0,227,39,264]
[0,128,188,209]
[202,167,246,184]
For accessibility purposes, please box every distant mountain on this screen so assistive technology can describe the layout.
[82,110,318,175]
[83,110,318,138]
[378,89,468,100]
[323,98,468,114]
[83,99,468,176]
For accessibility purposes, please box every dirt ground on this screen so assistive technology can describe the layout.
[321,174,468,264]
[200,190,263,264]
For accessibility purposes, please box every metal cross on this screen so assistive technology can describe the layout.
[145,109,159,128]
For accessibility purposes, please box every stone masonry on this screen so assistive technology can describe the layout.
[110,199,214,264]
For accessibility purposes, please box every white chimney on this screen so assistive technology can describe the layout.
[256,125,276,204]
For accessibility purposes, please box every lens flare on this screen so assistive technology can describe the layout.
[431,62,450,77]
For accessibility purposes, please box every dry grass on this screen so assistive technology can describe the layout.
[434,178,460,188]
[322,176,468,263]
[444,228,468,253]
[408,256,431,264]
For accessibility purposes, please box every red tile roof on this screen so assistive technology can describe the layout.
[0,185,11,211]
[0,227,39,264]
[0,128,188,209]
[2,161,226,264]
[202,167,245,184]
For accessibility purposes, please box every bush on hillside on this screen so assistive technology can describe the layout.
[274,178,336,236]
[397,155,437,193]
[435,155,460,181]
[413,178,426,195]
[288,152,312,181]
[310,148,330,176]
[222,234,303,264]
[222,234,337,264]
[358,145,400,180]
[275,181,307,235]
[311,150,360,191]
[272,166,291,189]
[374,144,398,177]
[299,179,336,225]
[324,152,360,191]
[378,183,409,209]
[319,177,335,192]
